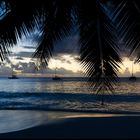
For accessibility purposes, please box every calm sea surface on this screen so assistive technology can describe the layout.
[0,77,139,113]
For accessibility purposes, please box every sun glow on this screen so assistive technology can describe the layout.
[4,54,140,77]
[48,55,82,73]
[119,57,140,76]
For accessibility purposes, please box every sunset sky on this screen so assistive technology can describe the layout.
[0,29,140,77]
[0,1,139,78]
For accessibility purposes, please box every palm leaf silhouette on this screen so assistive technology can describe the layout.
[0,0,42,60]
[1,0,139,97]
[78,1,122,103]
[33,0,77,67]
[113,0,140,62]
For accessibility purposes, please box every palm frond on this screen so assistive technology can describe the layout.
[0,0,43,61]
[79,0,122,94]
[113,0,140,62]
[33,0,77,67]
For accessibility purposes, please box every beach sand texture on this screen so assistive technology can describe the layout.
[0,110,139,139]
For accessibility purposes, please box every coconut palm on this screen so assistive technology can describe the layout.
[0,0,139,102]
[113,0,140,62]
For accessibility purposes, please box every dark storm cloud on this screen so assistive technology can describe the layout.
[23,46,36,49]
[66,60,71,64]
[20,28,41,46]
[28,32,41,43]
[15,57,24,60]
[15,52,34,58]
[73,56,80,61]
[41,67,82,76]
[53,34,80,56]
[12,29,80,60]
[0,65,11,76]
[10,61,82,76]
[59,57,72,64]
[16,26,135,60]
[13,64,23,71]
[10,62,36,73]
[12,34,79,60]
[52,54,79,65]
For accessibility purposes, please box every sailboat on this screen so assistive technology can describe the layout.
[52,67,61,80]
[129,61,136,81]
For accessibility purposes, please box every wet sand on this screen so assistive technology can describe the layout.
[0,110,139,138]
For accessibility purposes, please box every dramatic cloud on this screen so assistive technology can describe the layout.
[2,27,140,77]
[15,57,24,60]
[14,51,34,58]
[0,61,83,77]
[119,67,131,77]
[53,34,80,56]
[0,65,11,76]
[23,46,36,49]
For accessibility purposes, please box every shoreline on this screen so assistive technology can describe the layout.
[0,110,139,138]
[1,108,140,115]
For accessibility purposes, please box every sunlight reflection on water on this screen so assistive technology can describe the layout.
[0,78,140,94]
[0,78,139,113]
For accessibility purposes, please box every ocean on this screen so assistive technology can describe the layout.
[0,77,139,113]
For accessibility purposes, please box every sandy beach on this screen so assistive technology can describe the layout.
[0,110,139,139]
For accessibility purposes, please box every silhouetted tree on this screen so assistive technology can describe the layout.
[0,0,140,104]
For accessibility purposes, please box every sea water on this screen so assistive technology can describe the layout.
[0,77,139,113]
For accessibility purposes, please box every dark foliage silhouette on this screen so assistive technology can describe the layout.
[0,0,139,96]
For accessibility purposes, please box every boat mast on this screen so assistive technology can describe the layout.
[12,68,14,76]
[132,61,133,76]
[55,67,56,77]
[54,61,57,77]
